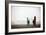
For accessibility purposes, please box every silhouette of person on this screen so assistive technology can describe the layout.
[33,16,36,26]
[27,17,30,25]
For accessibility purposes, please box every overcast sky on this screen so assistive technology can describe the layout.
[11,4,41,25]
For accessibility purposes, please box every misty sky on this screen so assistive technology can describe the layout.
[11,4,41,25]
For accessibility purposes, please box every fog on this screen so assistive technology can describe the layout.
[11,4,41,25]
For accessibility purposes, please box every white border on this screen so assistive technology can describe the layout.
[8,3,43,32]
